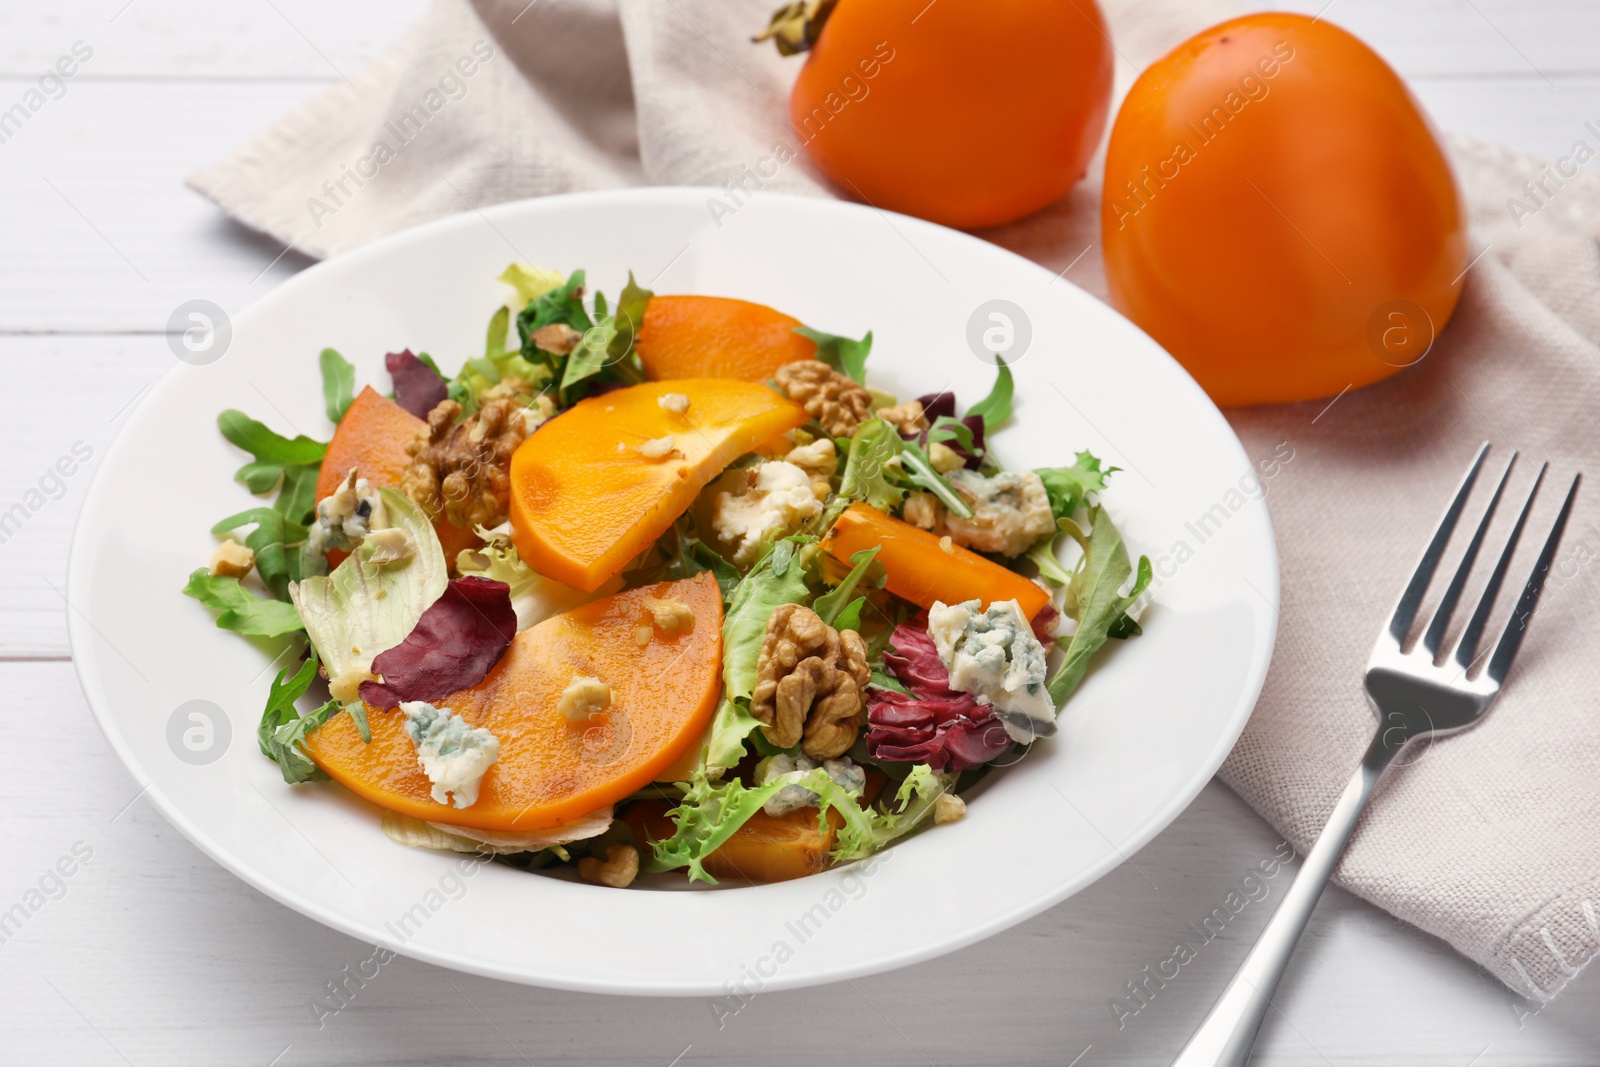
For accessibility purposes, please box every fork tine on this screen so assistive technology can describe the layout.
[1421,453,1518,657]
[1453,464,1545,669]
[1484,473,1580,684]
[1387,442,1491,645]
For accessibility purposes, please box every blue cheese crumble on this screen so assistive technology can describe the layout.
[399,700,502,809]
[307,468,386,556]
[755,754,866,817]
[927,598,1057,743]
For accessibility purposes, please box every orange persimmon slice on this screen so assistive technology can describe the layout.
[305,573,723,831]
[509,380,807,592]
[825,502,1051,620]
[635,295,817,383]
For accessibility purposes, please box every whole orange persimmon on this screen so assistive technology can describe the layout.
[761,0,1114,229]
[1102,13,1467,406]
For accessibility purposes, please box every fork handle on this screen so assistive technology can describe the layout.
[1169,728,1399,1067]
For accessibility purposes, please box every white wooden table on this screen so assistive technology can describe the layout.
[3,2,1597,1064]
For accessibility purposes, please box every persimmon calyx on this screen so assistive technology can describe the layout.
[753,0,838,55]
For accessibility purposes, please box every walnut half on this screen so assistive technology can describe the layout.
[401,387,548,531]
[749,604,871,760]
[774,361,873,437]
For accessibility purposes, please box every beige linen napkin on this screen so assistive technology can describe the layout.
[189,0,1600,1000]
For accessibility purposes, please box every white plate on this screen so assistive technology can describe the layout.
[68,188,1277,995]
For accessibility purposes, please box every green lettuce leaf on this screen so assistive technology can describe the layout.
[647,764,952,882]
[796,325,872,383]
[1047,505,1152,706]
[703,536,814,776]
[319,348,357,424]
[499,262,567,313]
[964,359,1014,434]
[1035,451,1115,521]
[722,537,813,702]
[455,528,604,631]
[182,568,304,637]
[289,489,449,697]
[838,418,905,514]
[701,697,766,780]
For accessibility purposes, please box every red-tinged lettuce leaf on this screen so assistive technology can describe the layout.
[386,349,448,418]
[359,576,517,710]
[865,619,1010,772]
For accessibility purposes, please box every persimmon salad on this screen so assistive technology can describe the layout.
[183,265,1150,887]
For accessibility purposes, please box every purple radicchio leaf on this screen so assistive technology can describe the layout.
[386,349,448,419]
[865,618,1011,772]
[912,392,986,470]
[359,576,518,710]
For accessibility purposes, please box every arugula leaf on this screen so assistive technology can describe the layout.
[211,508,309,601]
[609,272,652,363]
[255,652,351,783]
[258,650,319,759]
[265,698,341,785]
[965,359,1014,434]
[560,316,615,393]
[1026,525,1076,588]
[520,270,594,339]
[813,546,881,626]
[636,522,741,600]
[796,325,872,383]
[182,568,305,637]
[1047,506,1152,706]
[897,438,973,519]
[838,418,905,513]
[274,465,319,525]
[926,415,977,454]
[319,348,357,424]
[831,596,866,633]
[1035,451,1115,521]
[218,410,327,489]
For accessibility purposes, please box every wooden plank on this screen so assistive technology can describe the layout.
[9,654,1598,1065]
[0,0,1597,80]
[0,0,427,79]
[1263,0,1600,79]
[1,75,1597,336]
[0,335,171,659]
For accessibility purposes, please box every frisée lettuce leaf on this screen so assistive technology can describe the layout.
[289,488,448,703]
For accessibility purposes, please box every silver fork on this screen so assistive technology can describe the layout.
[1171,442,1581,1067]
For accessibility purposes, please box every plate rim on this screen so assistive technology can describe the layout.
[67,185,1279,995]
